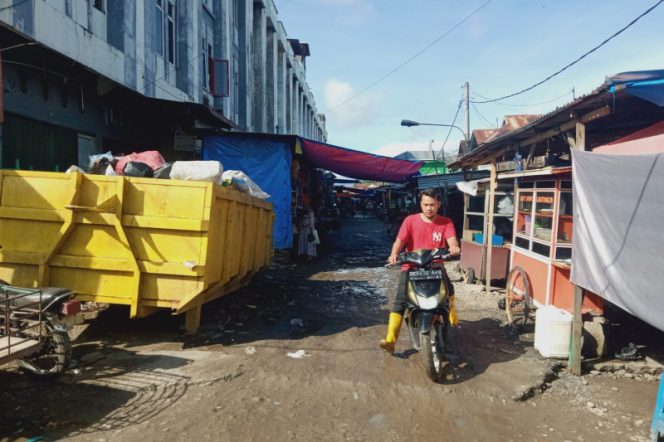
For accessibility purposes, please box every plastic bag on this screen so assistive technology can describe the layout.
[170,160,223,183]
[105,165,117,176]
[66,165,86,174]
[114,150,165,175]
[123,161,154,178]
[154,163,173,179]
[88,151,115,174]
[220,170,270,199]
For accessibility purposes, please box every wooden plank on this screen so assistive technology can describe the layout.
[485,161,497,293]
[570,285,584,376]
[569,121,586,376]
[0,336,40,363]
[184,305,202,335]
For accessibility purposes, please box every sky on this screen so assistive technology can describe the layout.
[275,0,664,158]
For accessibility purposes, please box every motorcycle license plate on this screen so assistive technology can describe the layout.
[409,269,443,281]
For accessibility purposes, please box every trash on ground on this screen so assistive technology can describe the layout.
[287,350,310,359]
[245,346,257,355]
[615,342,644,361]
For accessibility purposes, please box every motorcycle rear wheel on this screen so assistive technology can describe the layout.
[420,324,446,382]
[20,329,71,379]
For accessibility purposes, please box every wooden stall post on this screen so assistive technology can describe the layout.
[484,160,497,293]
[569,122,586,376]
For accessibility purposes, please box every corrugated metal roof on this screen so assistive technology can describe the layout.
[474,129,499,144]
[487,114,541,141]
[417,170,490,190]
[450,90,606,168]
[394,151,436,161]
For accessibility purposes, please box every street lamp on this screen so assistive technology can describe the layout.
[400,119,467,141]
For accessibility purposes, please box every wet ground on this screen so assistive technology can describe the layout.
[0,216,661,441]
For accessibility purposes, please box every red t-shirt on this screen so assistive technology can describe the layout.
[397,214,456,268]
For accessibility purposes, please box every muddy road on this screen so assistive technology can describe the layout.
[1,216,660,441]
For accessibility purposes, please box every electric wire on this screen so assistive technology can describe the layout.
[323,0,493,113]
[472,102,495,128]
[471,0,664,104]
[471,88,574,108]
[438,99,463,160]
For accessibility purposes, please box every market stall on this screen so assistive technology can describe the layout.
[503,167,603,316]
[458,179,514,284]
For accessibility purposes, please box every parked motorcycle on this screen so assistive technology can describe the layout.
[0,281,79,378]
[395,248,454,382]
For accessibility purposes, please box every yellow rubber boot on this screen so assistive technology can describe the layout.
[449,295,459,326]
[379,312,403,354]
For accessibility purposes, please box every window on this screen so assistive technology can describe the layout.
[233,54,239,121]
[155,0,164,55]
[233,0,239,45]
[467,195,484,213]
[464,191,513,243]
[155,0,176,64]
[167,1,176,64]
[533,192,554,242]
[557,191,573,244]
[515,183,568,259]
[93,0,104,12]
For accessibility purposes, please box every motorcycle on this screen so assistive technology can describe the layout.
[1,281,79,378]
[395,248,454,382]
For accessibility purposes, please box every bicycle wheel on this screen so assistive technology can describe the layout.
[505,266,532,329]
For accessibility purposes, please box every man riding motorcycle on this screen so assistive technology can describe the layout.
[380,189,461,354]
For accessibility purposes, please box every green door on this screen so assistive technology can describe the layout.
[2,113,78,171]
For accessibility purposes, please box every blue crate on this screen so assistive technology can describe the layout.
[472,233,504,247]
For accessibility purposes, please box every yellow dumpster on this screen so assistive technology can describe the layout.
[0,170,274,333]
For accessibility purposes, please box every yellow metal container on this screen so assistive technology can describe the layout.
[0,170,274,333]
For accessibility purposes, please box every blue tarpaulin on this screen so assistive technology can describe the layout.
[203,135,293,249]
[607,70,664,107]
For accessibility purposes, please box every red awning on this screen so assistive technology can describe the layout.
[301,139,423,183]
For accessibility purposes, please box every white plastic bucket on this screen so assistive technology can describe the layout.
[534,305,573,358]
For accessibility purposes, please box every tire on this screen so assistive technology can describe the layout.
[420,323,446,382]
[505,266,533,331]
[19,328,71,379]
[463,267,476,284]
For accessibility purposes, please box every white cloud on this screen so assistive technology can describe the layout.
[324,78,382,130]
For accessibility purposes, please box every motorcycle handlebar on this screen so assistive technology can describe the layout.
[385,248,451,266]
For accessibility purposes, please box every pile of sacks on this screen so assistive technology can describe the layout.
[66,150,269,200]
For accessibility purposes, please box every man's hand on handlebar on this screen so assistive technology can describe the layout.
[449,246,460,256]
[387,254,399,265]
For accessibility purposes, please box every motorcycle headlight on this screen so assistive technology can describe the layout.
[416,295,439,310]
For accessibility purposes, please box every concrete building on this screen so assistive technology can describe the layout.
[0,0,326,171]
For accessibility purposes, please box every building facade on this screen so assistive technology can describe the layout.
[0,0,326,171]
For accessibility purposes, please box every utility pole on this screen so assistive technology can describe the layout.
[464,82,470,154]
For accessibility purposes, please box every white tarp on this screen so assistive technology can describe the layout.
[571,150,664,331]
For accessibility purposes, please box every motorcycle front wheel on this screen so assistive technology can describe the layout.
[20,328,71,379]
[420,323,446,382]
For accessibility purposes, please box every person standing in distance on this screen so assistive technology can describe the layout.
[380,188,461,353]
